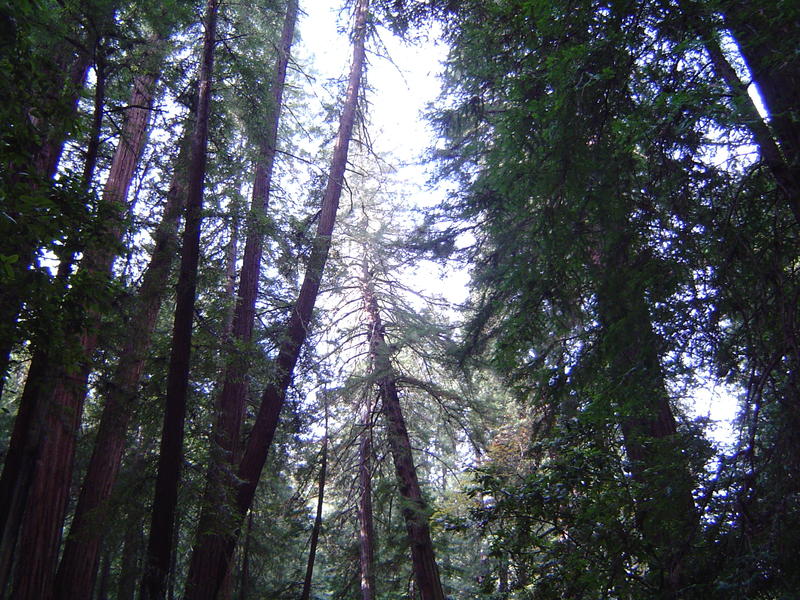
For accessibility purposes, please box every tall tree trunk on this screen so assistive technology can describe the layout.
[594,229,697,598]
[300,430,328,600]
[141,2,218,598]
[53,109,190,600]
[83,55,107,189]
[239,511,254,600]
[94,545,112,600]
[719,1,800,173]
[117,493,146,600]
[0,23,98,397]
[5,50,162,600]
[357,393,377,600]
[183,3,297,594]
[361,268,446,600]
[682,0,800,225]
[182,1,369,596]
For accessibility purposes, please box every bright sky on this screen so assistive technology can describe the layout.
[296,0,739,446]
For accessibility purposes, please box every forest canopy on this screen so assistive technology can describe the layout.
[0,0,798,599]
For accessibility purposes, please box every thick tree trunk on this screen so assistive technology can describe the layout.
[361,271,446,600]
[300,433,328,600]
[182,4,297,595]
[0,29,95,397]
[358,394,377,600]
[140,3,218,599]
[5,52,161,600]
[53,114,189,599]
[595,231,697,598]
[182,2,369,597]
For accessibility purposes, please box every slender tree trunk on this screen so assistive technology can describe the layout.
[719,1,800,169]
[83,56,107,188]
[94,546,112,600]
[182,2,369,596]
[300,431,328,600]
[182,3,298,594]
[683,0,800,224]
[53,110,190,600]
[5,50,161,600]
[357,393,377,600]
[117,501,145,600]
[141,3,218,598]
[361,268,446,600]
[239,511,254,600]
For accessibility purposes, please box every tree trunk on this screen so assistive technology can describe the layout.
[140,3,218,599]
[182,3,297,595]
[239,511,254,600]
[6,49,162,600]
[719,1,800,171]
[117,499,145,600]
[94,545,112,600]
[182,2,369,596]
[594,229,697,598]
[300,431,328,600]
[0,24,97,398]
[361,270,446,600]
[358,393,377,600]
[53,106,190,600]
[683,0,800,225]
[83,56,107,189]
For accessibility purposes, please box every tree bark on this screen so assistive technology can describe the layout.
[182,2,297,594]
[357,393,377,600]
[141,3,218,599]
[53,108,190,600]
[182,1,369,596]
[361,268,446,600]
[239,511,254,600]
[719,1,800,171]
[683,0,800,225]
[0,23,97,398]
[5,48,162,600]
[594,229,697,598]
[117,497,146,600]
[300,431,328,600]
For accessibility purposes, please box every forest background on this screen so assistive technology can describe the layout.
[0,0,798,599]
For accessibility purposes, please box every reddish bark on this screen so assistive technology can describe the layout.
[7,54,161,600]
[182,3,298,594]
[361,269,446,600]
[0,43,92,399]
[53,115,188,599]
[182,1,369,596]
[0,12,108,396]
[140,2,218,598]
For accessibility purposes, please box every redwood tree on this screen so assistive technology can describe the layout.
[182,2,299,594]
[53,104,192,600]
[5,38,164,600]
[182,1,370,596]
[140,1,219,598]
[361,262,446,600]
